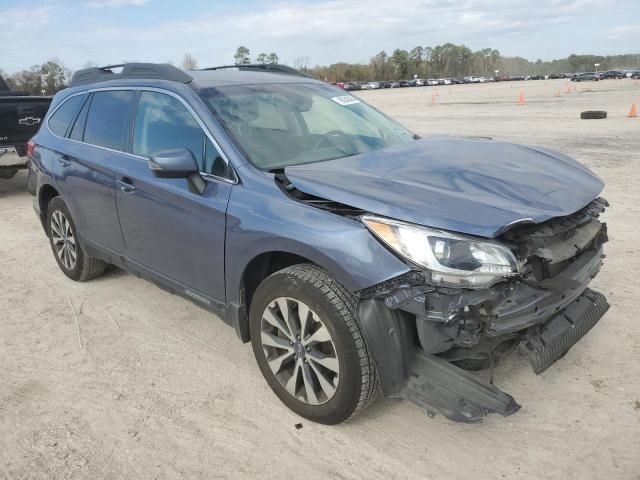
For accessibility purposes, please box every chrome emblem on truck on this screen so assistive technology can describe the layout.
[18,117,41,126]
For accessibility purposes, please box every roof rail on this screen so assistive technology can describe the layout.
[70,63,193,87]
[199,64,310,78]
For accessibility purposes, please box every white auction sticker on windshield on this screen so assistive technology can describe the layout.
[331,95,361,106]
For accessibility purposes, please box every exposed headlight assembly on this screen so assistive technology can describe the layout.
[362,216,520,288]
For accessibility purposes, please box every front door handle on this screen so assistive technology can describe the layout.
[117,178,136,194]
[57,155,71,167]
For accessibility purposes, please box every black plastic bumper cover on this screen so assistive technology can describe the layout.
[519,288,609,374]
[407,352,521,423]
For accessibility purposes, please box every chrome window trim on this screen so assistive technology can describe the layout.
[46,86,238,185]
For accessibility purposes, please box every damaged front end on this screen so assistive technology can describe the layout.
[357,198,610,423]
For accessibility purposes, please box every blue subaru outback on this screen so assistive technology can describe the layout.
[27,63,609,424]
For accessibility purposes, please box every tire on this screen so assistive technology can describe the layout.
[0,169,17,179]
[580,111,607,120]
[46,197,106,281]
[250,264,379,424]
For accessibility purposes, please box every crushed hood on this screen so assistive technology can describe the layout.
[284,137,604,238]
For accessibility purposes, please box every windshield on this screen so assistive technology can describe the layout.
[198,82,415,169]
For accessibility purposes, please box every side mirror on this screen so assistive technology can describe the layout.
[148,149,206,195]
[149,149,199,177]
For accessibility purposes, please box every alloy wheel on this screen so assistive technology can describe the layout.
[50,210,77,270]
[260,297,340,405]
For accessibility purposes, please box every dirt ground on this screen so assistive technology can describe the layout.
[1,78,639,480]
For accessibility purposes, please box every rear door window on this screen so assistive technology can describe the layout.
[48,94,87,137]
[84,90,136,151]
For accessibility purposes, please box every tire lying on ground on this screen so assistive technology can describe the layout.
[580,111,607,119]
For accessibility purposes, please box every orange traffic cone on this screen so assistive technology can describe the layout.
[566,84,571,93]
[555,90,561,97]
[517,90,525,105]
[431,92,436,105]
[629,103,638,118]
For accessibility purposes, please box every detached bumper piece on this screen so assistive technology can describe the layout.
[519,288,609,374]
[407,352,520,423]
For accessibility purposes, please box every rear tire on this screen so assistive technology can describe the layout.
[46,197,106,281]
[250,264,379,424]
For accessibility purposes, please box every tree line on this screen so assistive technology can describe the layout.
[2,46,639,95]
[308,45,640,82]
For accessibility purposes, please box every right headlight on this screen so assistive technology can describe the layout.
[362,215,520,288]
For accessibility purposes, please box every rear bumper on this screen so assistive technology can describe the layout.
[0,146,27,169]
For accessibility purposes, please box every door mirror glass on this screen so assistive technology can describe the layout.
[148,149,199,177]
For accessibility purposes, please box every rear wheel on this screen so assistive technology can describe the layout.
[46,197,106,281]
[250,264,379,424]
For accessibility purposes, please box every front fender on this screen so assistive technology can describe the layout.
[225,166,410,305]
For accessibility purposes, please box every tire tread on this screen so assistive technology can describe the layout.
[278,264,379,420]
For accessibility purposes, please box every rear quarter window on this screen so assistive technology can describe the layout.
[48,94,87,137]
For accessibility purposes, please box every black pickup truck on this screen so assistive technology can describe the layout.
[0,75,52,179]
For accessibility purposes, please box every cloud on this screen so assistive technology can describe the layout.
[1,0,638,73]
[608,24,640,37]
[0,5,53,29]
[87,0,149,8]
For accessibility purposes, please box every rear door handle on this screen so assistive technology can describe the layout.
[117,178,136,194]
[57,155,71,167]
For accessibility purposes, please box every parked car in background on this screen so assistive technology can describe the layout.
[360,82,374,90]
[426,79,439,86]
[0,74,52,179]
[343,82,361,91]
[388,81,400,88]
[601,71,625,79]
[28,62,610,425]
[399,80,412,87]
[626,70,640,79]
[571,72,602,82]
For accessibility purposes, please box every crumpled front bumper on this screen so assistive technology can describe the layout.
[487,247,605,336]
[357,247,609,423]
[518,288,609,374]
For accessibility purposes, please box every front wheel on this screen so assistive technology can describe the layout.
[250,264,379,424]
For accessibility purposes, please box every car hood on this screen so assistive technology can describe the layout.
[284,137,604,238]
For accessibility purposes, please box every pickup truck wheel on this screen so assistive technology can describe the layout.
[0,169,17,179]
[250,264,379,424]
[46,197,106,281]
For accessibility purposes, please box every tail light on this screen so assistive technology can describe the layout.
[26,139,35,160]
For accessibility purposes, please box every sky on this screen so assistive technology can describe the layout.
[1,0,639,74]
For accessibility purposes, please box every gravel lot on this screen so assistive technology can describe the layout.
[1,79,639,479]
